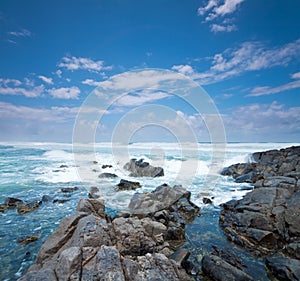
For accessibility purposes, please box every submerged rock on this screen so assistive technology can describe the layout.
[61,187,79,193]
[17,201,41,214]
[18,236,39,245]
[98,172,118,178]
[5,197,23,208]
[124,158,164,177]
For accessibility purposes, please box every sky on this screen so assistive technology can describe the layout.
[0,0,300,143]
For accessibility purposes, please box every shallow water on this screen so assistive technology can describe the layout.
[0,142,298,280]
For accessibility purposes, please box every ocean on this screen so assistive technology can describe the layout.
[0,142,299,280]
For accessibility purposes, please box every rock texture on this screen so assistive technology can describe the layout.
[20,184,199,281]
[220,145,300,281]
[124,158,164,177]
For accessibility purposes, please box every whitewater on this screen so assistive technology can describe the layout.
[0,142,299,280]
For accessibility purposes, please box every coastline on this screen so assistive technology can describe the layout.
[0,143,298,280]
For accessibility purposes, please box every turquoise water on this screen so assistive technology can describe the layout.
[0,142,298,280]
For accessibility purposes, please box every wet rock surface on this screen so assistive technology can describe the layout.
[220,145,300,280]
[20,185,198,281]
[116,179,142,191]
[124,158,164,177]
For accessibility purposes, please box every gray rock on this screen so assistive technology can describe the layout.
[266,254,300,281]
[202,254,254,281]
[128,184,191,214]
[98,172,118,178]
[124,158,164,177]
[116,179,142,191]
[76,198,105,217]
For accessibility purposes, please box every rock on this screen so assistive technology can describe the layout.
[19,268,57,281]
[124,158,164,177]
[61,187,79,193]
[116,179,142,191]
[5,197,23,208]
[18,236,39,245]
[0,204,8,212]
[98,172,118,178]
[17,201,41,214]
[59,164,68,168]
[21,185,197,281]
[92,160,98,164]
[202,254,254,281]
[266,254,300,281]
[53,199,69,204]
[55,246,82,280]
[129,184,191,214]
[88,186,100,199]
[76,198,105,217]
[202,197,212,204]
[41,195,53,202]
[220,145,300,258]
[102,164,112,169]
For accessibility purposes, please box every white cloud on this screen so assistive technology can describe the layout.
[198,0,245,32]
[56,69,62,78]
[82,79,103,87]
[171,65,195,75]
[38,75,53,85]
[199,0,245,21]
[210,23,236,32]
[172,38,300,85]
[0,78,22,86]
[198,0,219,16]
[116,90,170,106]
[99,69,186,91]
[58,56,112,72]
[248,80,300,97]
[224,102,300,140]
[0,102,78,122]
[48,86,80,99]
[8,28,31,37]
[0,78,44,98]
[291,71,300,79]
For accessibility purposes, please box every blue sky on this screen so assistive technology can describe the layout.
[0,0,300,142]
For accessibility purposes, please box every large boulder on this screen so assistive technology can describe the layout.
[124,158,164,177]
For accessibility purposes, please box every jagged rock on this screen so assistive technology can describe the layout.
[202,254,254,281]
[116,179,142,191]
[5,197,23,208]
[220,146,300,259]
[202,197,213,204]
[59,164,68,168]
[266,254,300,281]
[88,186,100,199]
[76,198,105,217]
[102,164,112,169]
[20,187,197,281]
[98,172,118,178]
[17,201,41,214]
[128,184,191,214]
[124,158,164,177]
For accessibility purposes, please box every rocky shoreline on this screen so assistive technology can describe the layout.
[18,147,300,280]
[220,146,300,280]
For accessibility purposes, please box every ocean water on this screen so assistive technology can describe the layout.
[0,142,298,280]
